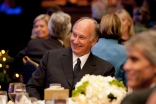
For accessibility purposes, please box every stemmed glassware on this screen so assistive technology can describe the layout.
[8,82,26,102]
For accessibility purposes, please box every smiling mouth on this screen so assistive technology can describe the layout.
[73,46,82,48]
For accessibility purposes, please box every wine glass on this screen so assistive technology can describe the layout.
[8,82,25,102]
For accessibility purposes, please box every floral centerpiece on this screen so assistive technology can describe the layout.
[71,74,127,104]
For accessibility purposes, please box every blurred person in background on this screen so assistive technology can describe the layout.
[133,7,150,33]
[31,14,50,39]
[46,5,62,16]
[121,30,156,104]
[91,0,109,23]
[92,13,127,85]
[31,6,62,39]
[11,11,72,84]
[116,0,144,17]
[116,9,134,45]
[45,5,71,48]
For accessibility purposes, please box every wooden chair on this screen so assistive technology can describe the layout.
[22,56,39,84]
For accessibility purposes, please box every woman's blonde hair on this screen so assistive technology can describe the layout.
[116,9,135,37]
[100,13,123,39]
[31,14,50,39]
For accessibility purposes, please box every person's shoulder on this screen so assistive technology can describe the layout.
[47,48,69,54]
[92,53,113,66]
[121,88,155,104]
[28,38,44,44]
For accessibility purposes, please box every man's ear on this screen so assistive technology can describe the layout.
[91,37,98,46]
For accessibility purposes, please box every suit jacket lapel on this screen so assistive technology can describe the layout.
[60,48,73,87]
[74,53,97,84]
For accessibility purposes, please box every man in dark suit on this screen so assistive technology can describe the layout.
[11,11,72,84]
[121,30,156,103]
[26,17,115,100]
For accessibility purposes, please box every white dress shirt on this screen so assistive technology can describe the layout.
[72,52,90,70]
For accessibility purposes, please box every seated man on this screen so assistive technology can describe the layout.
[26,17,115,100]
[121,30,156,104]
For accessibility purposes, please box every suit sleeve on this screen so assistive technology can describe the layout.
[26,50,49,100]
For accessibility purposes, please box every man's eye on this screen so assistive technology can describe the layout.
[34,26,38,28]
[131,57,138,62]
[41,25,44,28]
[72,34,76,37]
[80,37,85,39]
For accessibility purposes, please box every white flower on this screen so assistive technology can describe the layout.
[72,74,127,104]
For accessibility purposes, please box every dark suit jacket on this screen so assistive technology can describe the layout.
[11,37,64,84]
[121,86,156,104]
[26,48,115,100]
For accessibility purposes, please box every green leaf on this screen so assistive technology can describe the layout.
[109,79,126,88]
[72,81,89,97]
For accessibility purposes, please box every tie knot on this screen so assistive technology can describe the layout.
[77,58,81,64]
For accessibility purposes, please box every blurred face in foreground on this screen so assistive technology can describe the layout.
[70,19,98,57]
[123,47,156,90]
[34,19,50,39]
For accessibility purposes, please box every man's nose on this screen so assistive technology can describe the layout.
[73,37,79,44]
[123,60,131,71]
[36,27,41,31]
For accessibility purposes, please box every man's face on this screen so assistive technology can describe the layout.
[70,19,98,57]
[123,47,156,89]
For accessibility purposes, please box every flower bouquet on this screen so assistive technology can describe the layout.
[70,74,127,104]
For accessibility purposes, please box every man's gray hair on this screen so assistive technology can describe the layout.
[125,30,156,66]
[48,11,72,39]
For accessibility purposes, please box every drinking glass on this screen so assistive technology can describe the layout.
[14,83,26,93]
[0,91,7,104]
[29,97,38,104]
[15,92,30,104]
[8,82,25,102]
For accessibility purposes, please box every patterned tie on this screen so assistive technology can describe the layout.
[73,58,81,78]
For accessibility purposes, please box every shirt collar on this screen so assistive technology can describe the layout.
[72,52,90,69]
[58,39,64,46]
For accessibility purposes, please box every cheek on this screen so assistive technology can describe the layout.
[70,36,74,42]
[123,22,128,28]
[43,27,48,32]
[34,28,37,32]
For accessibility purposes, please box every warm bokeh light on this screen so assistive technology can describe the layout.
[15,73,19,78]
[6,65,9,69]
[3,70,6,74]
[0,64,2,68]
[1,50,5,54]
[3,57,6,61]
